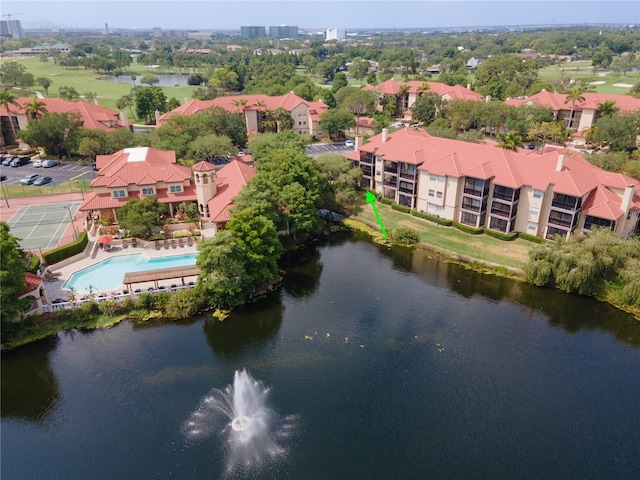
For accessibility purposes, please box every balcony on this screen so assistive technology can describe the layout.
[463,187,485,197]
[547,215,573,228]
[384,165,398,173]
[399,186,414,194]
[490,207,513,218]
[361,167,372,177]
[399,171,416,180]
[383,178,397,187]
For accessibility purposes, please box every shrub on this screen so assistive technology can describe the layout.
[452,222,482,235]
[27,255,41,273]
[43,232,88,265]
[517,232,547,244]
[391,226,419,246]
[391,203,411,213]
[483,229,518,241]
[379,198,394,205]
[411,210,453,226]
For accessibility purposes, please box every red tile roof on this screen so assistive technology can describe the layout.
[91,147,192,188]
[79,185,198,211]
[505,90,640,113]
[1,98,123,131]
[582,185,625,220]
[157,92,314,125]
[356,129,640,218]
[207,160,256,222]
[19,272,43,296]
[364,80,483,102]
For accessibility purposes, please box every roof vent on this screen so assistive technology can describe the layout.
[556,154,565,172]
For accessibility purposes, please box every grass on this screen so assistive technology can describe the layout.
[0,56,197,121]
[537,60,639,94]
[0,178,92,199]
[352,202,533,272]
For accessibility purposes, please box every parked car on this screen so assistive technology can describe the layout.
[42,159,60,168]
[10,156,30,167]
[33,176,52,186]
[20,173,41,185]
[0,175,7,182]
[344,139,354,148]
[2,156,18,166]
[33,159,43,167]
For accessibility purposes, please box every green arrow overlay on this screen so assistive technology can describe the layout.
[365,191,388,238]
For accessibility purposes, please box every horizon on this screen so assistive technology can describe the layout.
[2,1,639,32]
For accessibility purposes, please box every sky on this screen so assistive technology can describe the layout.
[3,0,639,31]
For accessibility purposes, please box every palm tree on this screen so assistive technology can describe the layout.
[231,98,248,112]
[597,100,619,118]
[497,132,524,152]
[564,86,585,130]
[0,87,20,145]
[581,125,597,146]
[417,82,430,96]
[23,96,48,120]
[397,84,411,111]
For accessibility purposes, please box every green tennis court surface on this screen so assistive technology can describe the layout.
[7,201,81,250]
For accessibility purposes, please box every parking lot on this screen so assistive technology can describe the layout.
[305,142,355,157]
[0,158,93,187]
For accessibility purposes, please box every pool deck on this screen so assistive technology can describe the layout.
[43,240,200,302]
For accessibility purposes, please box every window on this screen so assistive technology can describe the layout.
[430,174,437,182]
[170,185,182,193]
[533,189,543,199]
[428,189,435,197]
[141,187,154,196]
[113,190,126,198]
[530,207,539,216]
[436,191,443,199]
[528,222,537,231]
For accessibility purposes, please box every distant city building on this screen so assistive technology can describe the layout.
[269,25,298,38]
[240,26,266,39]
[325,28,346,41]
[187,31,213,40]
[0,20,24,39]
[152,27,163,38]
[166,29,188,38]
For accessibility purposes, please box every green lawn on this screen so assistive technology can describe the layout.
[353,202,534,272]
[537,60,639,94]
[1,57,196,121]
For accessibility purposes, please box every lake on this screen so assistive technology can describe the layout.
[98,74,191,87]
[2,232,639,479]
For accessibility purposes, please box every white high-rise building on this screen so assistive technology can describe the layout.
[0,20,24,39]
[325,28,346,41]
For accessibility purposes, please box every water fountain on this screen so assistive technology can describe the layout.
[183,369,296,476]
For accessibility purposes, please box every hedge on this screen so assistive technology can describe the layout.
[379,198,394,205]
[27,255,41,273]
[452,221,483,235]
[43,232,89,265]
[517,232,548,244]
[483,228,519,241]
[411,210,454,226]
[391,203,411,213]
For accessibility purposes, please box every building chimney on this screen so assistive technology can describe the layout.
[556,154,565,172]
[622,184,635,213]
[485,95,491,102]
[381,128,388,143]
[119,111,129,128]
[355,135,363,149]
[155,109,160,125]
[184,97,189,104]
[467,83,471,90]
[94,97,99,105]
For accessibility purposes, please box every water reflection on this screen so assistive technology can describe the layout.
[280,244,323,299]
[1,336,60,422]
[204,292,284,357]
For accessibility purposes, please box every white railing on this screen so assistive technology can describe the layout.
[42,283,196,312]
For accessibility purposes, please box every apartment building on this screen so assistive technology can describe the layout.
[348,128,640,240]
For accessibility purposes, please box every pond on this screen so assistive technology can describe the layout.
[2,232,639,479]
[98,74,192,87]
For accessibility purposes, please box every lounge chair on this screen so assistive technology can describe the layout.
[155,241,161,250]
[164,240,170,249]
[187,237,193,246]
[172,239,177,248]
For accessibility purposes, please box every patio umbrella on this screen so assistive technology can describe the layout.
[97,235,114,244]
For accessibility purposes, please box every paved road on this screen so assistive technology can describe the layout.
[0,160,94,187]
[306,142,355,157]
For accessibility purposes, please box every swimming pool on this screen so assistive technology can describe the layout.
[63,253,198,293]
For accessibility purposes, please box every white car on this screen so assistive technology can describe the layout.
[344,140,354,148]
[33,159,43,167]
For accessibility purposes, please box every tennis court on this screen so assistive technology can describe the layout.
[7,201,82,250]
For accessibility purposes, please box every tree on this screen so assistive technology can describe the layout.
[0,223,27,329]
[19,112,83,157]
[139,74,160,86]
[117,196,168,239]
[496,131,524,151]
[116,93,136,119]
[342,89,378,135]
[349,58,370,85]
[133,86,167,124]
[0,87,20,145]
[410,92,446,124]
[16,73,35,89]
[564,86,585,130]
[593,115,639,151]
[58,85,80,101]
[272,106,294,131]
[104,128,135,153]
[527,121,566,151]
[23,96,48,120]
[77,137,103,161]
[36,77,52,96]
[0,61,27,85]
[315,153,362,214]
[597,100,620,118]
[319,109,356,139]
[189,133,235,159]
[331,72,348,93]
